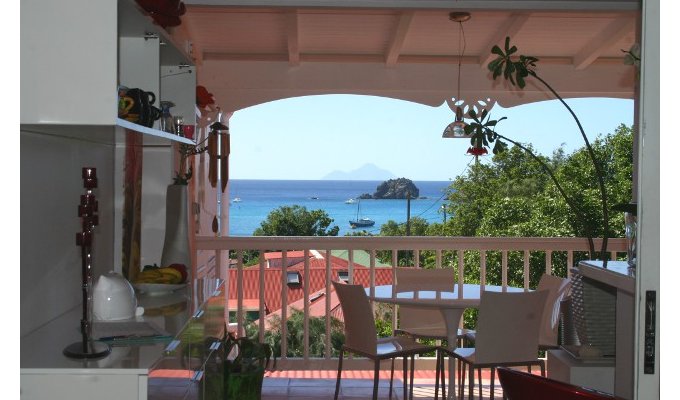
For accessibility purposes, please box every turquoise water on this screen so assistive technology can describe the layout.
[228,180,452,236]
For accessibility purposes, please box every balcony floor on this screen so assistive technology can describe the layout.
[262,370,504,399]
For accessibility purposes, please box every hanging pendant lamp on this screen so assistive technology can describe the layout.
[443,11,472,139]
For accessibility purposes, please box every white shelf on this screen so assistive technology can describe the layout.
[117,118,196,145]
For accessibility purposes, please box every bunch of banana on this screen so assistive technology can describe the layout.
[135,267,183,284]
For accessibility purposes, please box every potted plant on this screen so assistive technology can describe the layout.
[463,36,625,266]
[220,330,275,400]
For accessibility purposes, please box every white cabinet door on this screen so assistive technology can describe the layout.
[21,373,147,400]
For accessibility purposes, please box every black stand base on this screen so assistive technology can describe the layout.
[63,340,111,359]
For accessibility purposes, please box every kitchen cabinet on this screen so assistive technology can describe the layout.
[21,278,225,400]
[21,0,199,337]
[22,0,196,134]
[20,1,225,397]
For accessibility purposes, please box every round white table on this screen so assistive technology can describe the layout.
[368,283,526,399]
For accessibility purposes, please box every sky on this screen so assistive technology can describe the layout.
[228,95,634,181]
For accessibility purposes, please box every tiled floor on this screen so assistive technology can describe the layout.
[262,370,504,400]
[149,369,506,399]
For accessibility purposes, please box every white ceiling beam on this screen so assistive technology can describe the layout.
[184,0,639,12]
[385,11,414,67]
[573,18,635,70]
[286,10,301,66]
[478,13,531,69]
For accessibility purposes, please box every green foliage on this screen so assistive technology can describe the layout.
[222,330,275,373]
[486,36,615,259]
[231,204,341,264]
[444,125,633,298]
[488,36,539,89]
[249,309,345,358]
[253,205,340,236]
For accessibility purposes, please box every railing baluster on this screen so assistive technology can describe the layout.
[501,250,508,292]
[280,250,288,359]
[348,249,354,284]
[369,249,376,298]
[435,249,442,270]
[325,249,331,360]
[546,250,553,275]
[237,250,244,336]
[457,250,464,298]
[567,250,574,278]
[303,250,310,361]
[524,250,530,290]
[480,250,487,290]
[392,249,398,332]
[414,249,420,268]
[258,252,265,342]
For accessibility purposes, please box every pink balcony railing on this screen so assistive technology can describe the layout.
[194,236,626,371]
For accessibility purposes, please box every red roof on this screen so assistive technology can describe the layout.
[227,253,392,315]
[262,250,314,268]
[264,250,308,260]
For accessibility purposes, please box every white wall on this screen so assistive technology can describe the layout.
[20,130,115,336]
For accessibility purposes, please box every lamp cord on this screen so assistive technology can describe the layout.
[456,21,467,105]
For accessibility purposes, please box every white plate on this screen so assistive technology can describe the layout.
[133,283,187,296]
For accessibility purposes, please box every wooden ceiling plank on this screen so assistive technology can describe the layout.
[286,10,301,66]
[478,13,531,68]
[573,17,635,70]
[385,11,414,67]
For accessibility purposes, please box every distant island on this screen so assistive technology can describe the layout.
[357,178,419,200]
[322,163,396,180]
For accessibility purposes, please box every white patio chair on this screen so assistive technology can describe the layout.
[438,290,549,400]
[464,273,572,350]
[394,267,469,344]
[332,281,438,400]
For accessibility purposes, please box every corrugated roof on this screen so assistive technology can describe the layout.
[227,253,393,315]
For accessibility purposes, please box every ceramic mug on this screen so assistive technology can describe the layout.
[147,105,162,128]
[125,88,157,127]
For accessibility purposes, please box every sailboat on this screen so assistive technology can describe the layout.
[349,199,375,228]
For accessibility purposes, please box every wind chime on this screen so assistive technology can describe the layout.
[207,110,230,234]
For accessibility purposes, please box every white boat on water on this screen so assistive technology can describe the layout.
[233,197,242,203]
[349,199,375,228]
[345,198,355,204]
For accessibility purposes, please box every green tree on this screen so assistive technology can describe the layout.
[443,125,633,329]
[232,205,341,264]
[254,205,340,236]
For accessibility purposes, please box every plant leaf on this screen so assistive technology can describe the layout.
[517,74,525,88]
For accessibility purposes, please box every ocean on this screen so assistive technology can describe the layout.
[228,180,453,236]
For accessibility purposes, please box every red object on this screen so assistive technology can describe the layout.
[183,125,195,139]
[196,85,215,109]
[466,146,488,156]
[136,0,185,16]
[168,263,188,283]
[150,13,181,28]
[136,0,185,28]
[497,367,623,400]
